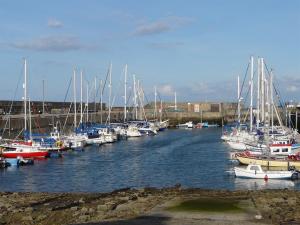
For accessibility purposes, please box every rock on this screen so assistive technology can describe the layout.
[89,208,95,213]
[79,198,85,204]
[25,207,34,212]
[36,214,47,221]
[73,211,81,217]
[129,194,138,201]
[80,207,88,214]
[22,215,33,221]
[97,204,108,212]
[78,215,90,222]
[118,196,129,201]
[116,203,131,212]
[70,206,78,211]
[255,214,263,220]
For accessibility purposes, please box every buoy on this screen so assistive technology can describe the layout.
[264,174,268,181]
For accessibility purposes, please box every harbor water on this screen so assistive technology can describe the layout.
[0,128,299,192]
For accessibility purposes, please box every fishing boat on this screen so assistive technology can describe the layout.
[234,164,296,179]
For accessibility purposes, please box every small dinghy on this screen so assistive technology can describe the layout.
[234,164,297,180]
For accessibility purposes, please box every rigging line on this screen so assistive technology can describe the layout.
[63,76,72,103]
[233,62,250,121]
[1,67,23,137]
[263,62,285,109]
[263,62,288,127]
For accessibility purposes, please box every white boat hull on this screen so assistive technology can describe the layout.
[234,167,293,179]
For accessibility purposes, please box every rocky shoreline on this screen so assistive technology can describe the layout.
[0,186,299,225]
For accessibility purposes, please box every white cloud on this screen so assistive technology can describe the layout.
[11,36,83,52]
[157,84,175,96]
[133,21,170,36]
[133,16,194,36]
[48,18,63,28]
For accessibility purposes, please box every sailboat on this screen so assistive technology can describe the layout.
[1,59,49,159]
[63,69,86,150]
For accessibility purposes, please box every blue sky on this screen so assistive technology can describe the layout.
[0,0,299,105]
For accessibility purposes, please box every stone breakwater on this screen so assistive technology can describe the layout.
[0,186,299,225]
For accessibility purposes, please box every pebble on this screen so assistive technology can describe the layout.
[25,207,34,212]
[78,215,90,222]
[255,214,263,220]
[97,204,108,212]
[22,215,33,221]
[70,206,78,211]
[79,198,85,204]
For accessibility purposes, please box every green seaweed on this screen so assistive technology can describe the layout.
[168,198,244,213]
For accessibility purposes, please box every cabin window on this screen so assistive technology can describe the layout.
[282,148,289,153]
[272,149,280,153]
[250,166,259,171]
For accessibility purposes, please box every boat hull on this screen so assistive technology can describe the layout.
[236,155,300,169]
[2,151,49,159]
[234,167,293,179]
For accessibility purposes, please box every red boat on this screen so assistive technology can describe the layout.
[1,146,49,159]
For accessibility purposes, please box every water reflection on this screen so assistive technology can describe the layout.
[234,178,295,190]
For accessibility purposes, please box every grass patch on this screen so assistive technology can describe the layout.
[168,198,244,213]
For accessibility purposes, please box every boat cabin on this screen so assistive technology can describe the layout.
[270,144,292,155]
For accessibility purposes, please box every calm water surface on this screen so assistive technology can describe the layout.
[0,128,299,192]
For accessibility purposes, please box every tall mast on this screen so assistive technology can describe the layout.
[250,56,254,131]
[86,83,89,123]
[94,76,97,122]
[160,100,163,122]
[28,97,32,140]
[257,58,260,129]
[261,58,265,123]
[73,69,77,129]
[124,64,127,122]
[108,62,112,124]
[100,79,103,124]
[237,75,240,125]
[80,70,83,124]
[24,58,27,131]
[154,86,157,119]
[42,79,45,114]
[133,74,137,120]
[270,71,274,132]
[174,92,177,111]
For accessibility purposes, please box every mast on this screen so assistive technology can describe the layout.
[24,58,27,131]
[133,74,137,120]
[100,79,103,124]
[108,62,112,124]
[73,69,77,129]
[237,75,240,125]
[94,76,97,122]
[28,97,32,141]
[270,71,274,132]
[124,64,127,122]
[42,79,45,114]
[80,70,83,124]
[257,58,260,129]
[174,92,177,111]
[160,100,163,122]
[86,83,89,123]
[250,56,254,131]
[154,86,157,119]
[261,58,265,123]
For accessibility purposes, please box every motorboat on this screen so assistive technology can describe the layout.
[234,164,296,179]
